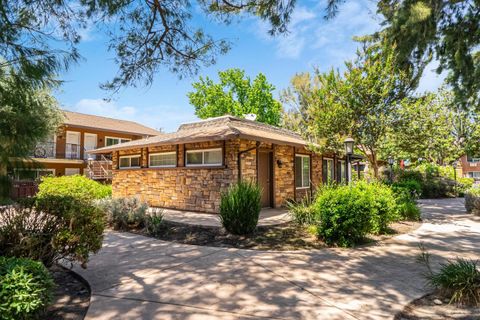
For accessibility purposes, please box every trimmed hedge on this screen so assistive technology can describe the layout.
[0,257,54,320]
[37,175,111,200]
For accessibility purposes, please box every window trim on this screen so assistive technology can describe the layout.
[337,160,346,183]
[149,151,177,168]
[119,154,141,169]
[185,148,223,167]
[295,154,311,189]
[105,136,132,147]
[322,157,335,183]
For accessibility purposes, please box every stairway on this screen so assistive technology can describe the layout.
[87,156,112,180]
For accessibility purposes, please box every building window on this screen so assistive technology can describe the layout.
[65,168,80,176]
[14,169,55,180]
[106,137,131,146]
[149,152,176,167]
[119,155,141,168]
[467,172,480,179]
[295,154,310,188]
[322,158,335,183]
[186,148,222,166]
[337,160,345,183]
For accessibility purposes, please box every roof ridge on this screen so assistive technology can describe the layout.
[62,109,156,127]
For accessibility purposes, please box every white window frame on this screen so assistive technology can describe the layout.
[149,151,177,168]
[119,154,141,169]
[186,148,223,167]
[106,136,132,147]
[295,154,311,189]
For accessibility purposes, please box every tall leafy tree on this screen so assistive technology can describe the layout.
[0,68,62,195]
[282,46,414,178]
[327,0,480,108]
[0,0,295,91]
[188,68,282,125]
[386,88,480,164]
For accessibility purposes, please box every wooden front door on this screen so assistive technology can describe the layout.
[258,151,273,208]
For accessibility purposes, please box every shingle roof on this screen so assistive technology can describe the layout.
[90,115,310,154]
[62,110,161,136]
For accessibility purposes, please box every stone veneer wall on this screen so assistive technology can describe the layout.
[111,139,323,213]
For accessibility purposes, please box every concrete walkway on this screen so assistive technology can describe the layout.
[157,207,291,227]
[74,198,480,320]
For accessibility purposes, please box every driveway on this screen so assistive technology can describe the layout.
[73,198,480,319]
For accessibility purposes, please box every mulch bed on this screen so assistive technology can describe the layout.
[44,265,90,320]
[134,219,421,251]
[395,292,480,320]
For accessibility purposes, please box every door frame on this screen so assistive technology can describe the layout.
[257,150,274,208]
[84,133,98,159]
[65,131,81,159]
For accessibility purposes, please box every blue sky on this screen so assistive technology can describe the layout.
[56,0,445,133]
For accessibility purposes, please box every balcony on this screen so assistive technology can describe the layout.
[32,142,82,160]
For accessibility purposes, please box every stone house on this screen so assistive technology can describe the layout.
[90,116,347,213]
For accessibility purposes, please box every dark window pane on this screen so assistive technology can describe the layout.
[295,156,303,187]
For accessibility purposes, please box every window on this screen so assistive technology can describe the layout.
[65,168,80,176]
[322,158,335,183]
[295,155,310,188]
[119,155,141,168]
[106,137,131,146]
[14,169,55,180]
[186,148,222,166]
[337,160,346,183]
[468,172,480,179]
[149,152,176,167]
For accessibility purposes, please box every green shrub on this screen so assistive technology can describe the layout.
[391,184,421,221]
[457,177,475,196]
[465,187,480,215]
[37,175,111,200]
[0,257,54,320]
[392,179,422,199]
[314,184,373,247]
[363,182,399,234]
[145,209,164,236]
[313,182,398,247]
[287,197,316,225]
[98,197,149,230]
[220,181,261,235]
[0,195,105,267]
[428,258,480,306]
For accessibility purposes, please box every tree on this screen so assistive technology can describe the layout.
[327,0,480,108]
[188,69,282,125]
[0,0,295,92]
[386,88,480,164]
[282,46,414,178]
[0,68,62,196]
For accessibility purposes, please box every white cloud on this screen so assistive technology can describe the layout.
[254,6,316,59]
[67,98,197,132]
[252,1,380,61]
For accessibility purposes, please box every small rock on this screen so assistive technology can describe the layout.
[433,299,443,305]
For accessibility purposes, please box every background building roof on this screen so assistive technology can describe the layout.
[62,110,161,136]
